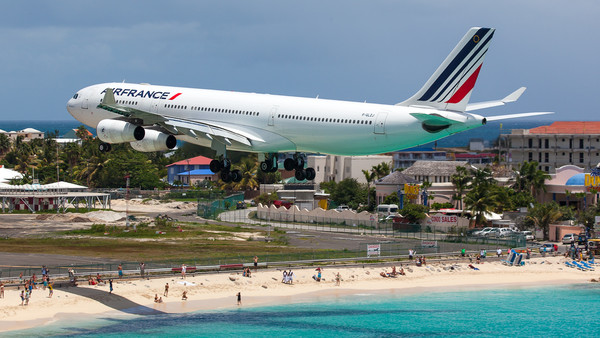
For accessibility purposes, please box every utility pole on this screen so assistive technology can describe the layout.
[125,174,131,229]
[56,142,60,182]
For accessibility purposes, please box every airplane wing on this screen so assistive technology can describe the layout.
[97,88,263,147]
[466,87,526,111]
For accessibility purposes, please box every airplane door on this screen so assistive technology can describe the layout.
[374,112,387,134]
[268,106,278,126]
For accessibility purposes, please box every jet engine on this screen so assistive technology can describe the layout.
[130,129,177,152]
[97,119,145,143]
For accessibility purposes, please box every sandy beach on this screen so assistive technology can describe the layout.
[1,255,596,333]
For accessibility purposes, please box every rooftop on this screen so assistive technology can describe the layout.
[167,156,213,167]
[402,160,471,176]
[529,121,600,135]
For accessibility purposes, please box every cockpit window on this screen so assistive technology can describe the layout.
[73,93,79,99]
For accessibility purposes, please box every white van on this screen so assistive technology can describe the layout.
[376,204,399,216]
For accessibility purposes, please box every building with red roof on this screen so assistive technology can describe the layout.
[166,156,217,186]
[505,121,600,172]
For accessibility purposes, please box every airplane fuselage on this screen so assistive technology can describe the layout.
[67,82,485,156]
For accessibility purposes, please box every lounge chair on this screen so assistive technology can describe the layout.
[501,252,516,266]
[564,261,576,269]
[580,261,595,271]
[572,261,590,271]
[513,254,524,266]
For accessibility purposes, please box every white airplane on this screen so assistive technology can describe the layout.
[67,27,551,182]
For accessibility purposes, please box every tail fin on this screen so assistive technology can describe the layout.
[397,27,495,112]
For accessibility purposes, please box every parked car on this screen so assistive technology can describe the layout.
[379,215,399,223]
[273,200,293,209]
[538,243,555,253]
[335,205,351,212]
[497,228,516,238]
[522,231,535,241]
[562,233,576,245]
[473,227,494,236]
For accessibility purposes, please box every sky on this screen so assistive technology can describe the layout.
[0,0,598,121]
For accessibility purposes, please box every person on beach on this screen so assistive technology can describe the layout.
[20,290,24,305]
[109,279,113,294]
[19,272,23,284]
[399,265,406,276]
[182,290,188,300]
[282,270,288,283]
[254,256,258,271]
[335,272,341,286]
[497,248,502,257]
[236,292,241,306]
[118,264,123,279]
[25,290,30,305]
[0,282,4,298]
[154,294,159,303]
[139,262,146,279]
[164,283,169,297]
[48,283,54,298]
[181,264,187,279]
[461,248,466,257]
[408,249,414,260]
[313,267,322,282]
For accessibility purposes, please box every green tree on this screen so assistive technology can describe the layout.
[463,184,503,227]
[512,161,550,198]
[0,133,11,156]
[450,166,471,210]
[362,169,376,211]
[526,201,562,240]
[401,203,429,224]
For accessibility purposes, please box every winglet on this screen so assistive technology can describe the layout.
[466,87,526,111]
[502,87,526,103]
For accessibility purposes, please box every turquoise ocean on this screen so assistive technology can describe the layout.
[7,284,600,337]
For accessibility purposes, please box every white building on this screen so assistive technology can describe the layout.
[307,155,392,184]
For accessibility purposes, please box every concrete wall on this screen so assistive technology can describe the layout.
[256,203,377,227]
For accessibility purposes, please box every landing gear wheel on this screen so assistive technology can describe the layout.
[269,160,278,173]
[221,158,232,172]
[284,158,295,171]
[260,160,271,172]
[305,167,316,180]
[99,143,111,152]
[220,171,232,183]
[294,157,305,170]
[210,160,222,173]
[231,170,242,183]
[295,169,306,181]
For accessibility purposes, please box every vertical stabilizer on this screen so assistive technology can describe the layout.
[397,27,495,112]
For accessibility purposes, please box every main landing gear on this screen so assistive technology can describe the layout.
[99,142,112,152]
[210,158,242,183]
[262,153,316,181]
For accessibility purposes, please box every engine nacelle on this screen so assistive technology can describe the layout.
[97,119,145,144]
[130,129,177,152]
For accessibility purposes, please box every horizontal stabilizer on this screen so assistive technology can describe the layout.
[466,87,526,111]
[485,112,553,122]
[410,113,460,126]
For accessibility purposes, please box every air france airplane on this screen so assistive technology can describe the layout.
[67,27,551,182]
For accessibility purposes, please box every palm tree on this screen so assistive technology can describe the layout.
[450,166,470,210]
[232,156,259,191]
[512,161,550,198]
[362,169,376,208]
[0,133,11,156]
[463,185,503,227]
[526,202,562,240]
[372,162,391,180]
